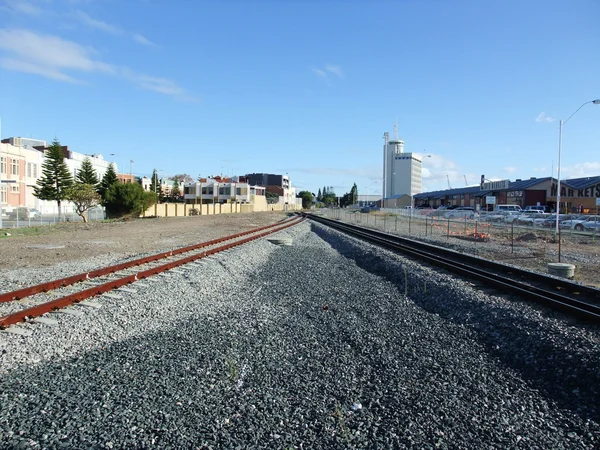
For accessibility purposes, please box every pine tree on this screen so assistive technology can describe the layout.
[149,169,159,196]
[351,183,358,205]
[99,163,119,203]
[33,139,73,215]
[171,178,180,200]
[317,188,322,201]
[76,157,99,187]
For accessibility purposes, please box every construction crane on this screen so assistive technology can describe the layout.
[464,175,468,186]
[447,175,452,189]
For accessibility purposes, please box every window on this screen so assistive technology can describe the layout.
[27,163,32,178]
[11,159,19,176]
[0,184,6,203]
[0,156,5,175]
[11,184,19,193]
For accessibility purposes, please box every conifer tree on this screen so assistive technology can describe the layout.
[33,139,73,215]
[76,157,100,187]
[99,163,119,203]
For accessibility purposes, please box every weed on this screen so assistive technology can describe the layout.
[225,354,239,382]
[332,404,350,443]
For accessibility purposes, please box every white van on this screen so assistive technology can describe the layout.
[495,204,522,213]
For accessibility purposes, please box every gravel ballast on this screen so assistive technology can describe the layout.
[1,220,599,448]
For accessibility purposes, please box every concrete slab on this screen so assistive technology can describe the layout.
[78,300,102,309]
[53,308,84,316]
[116,287,137,294]
[133,282,149,287]
[33,317,59,325]
[1,327,33,336]
[24,244,65,250]
[102,293,123,299]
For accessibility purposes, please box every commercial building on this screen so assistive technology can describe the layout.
[382,131,423,204]
[413,175,600,213]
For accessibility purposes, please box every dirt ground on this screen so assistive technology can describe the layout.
[0,212,290,270]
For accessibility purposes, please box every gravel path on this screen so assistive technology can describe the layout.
[1,220,599,448]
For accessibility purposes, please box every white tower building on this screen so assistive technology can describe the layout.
[382,124,423,204]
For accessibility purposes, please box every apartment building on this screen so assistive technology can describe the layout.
[1,137,116,214]
[244,172,297,207]
[183,176,265,205]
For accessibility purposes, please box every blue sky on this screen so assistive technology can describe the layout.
[1,0,599,197]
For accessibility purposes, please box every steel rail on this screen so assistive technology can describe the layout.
[0,217,304,328]
[307,214,600,322]
[0,216,299,304]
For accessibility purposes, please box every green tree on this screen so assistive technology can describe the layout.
[149,169,160,197]
[170,178,181,201]
[297,191,313,209]
[99,163,119,202]
[317,188,322,201]
[33,139,73,216]
[266,192,279,204]
[76,157,99,187]
[104,182,154,218]
[350,183,358,205]
[65,183,101,223]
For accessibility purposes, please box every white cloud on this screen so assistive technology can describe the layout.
[133,33,155,46]
[73,11,157,46]
[312,64,344,81]
[73,10,122,34]
[503,166,518,173]
[325,64,343,78]
[536,112,555,123]
[532,167,549,173]
[1,0,42,15]
[311,67,327,78]
[561,162,600,179]
[0,28,190,99]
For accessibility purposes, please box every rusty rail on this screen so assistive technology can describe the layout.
[0,217,303,328]
[1,216,299,304]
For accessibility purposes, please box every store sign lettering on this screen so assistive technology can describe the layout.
[550,183,600,198]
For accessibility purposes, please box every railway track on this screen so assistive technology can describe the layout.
[0,216,304,331]
[307,213,600,323]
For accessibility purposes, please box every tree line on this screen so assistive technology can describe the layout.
[33,139,159,221]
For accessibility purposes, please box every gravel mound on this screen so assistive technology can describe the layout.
[0,221,598,448]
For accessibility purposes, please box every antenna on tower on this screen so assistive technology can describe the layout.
[447,175,452,189]
[394,118,399,140]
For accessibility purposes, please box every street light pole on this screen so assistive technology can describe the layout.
[555,99,600,236]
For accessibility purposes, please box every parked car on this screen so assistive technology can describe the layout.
[583,220,600,231]
[495,204,523,213]
[444,207,478,219]
[536,214,575,228]
[7,207,41,220]
[503,211,522,223]
[568,215,600,231]
[524,205,549,213]
[517,212,548,226]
